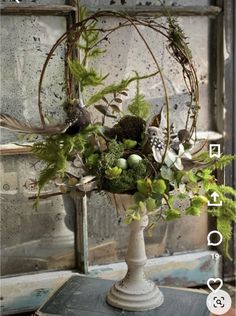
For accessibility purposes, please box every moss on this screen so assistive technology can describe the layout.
[103,161,147,193]
[105,115,146,142]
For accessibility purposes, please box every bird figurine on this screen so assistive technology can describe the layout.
[147,126,165,163]
[0,99,91,136]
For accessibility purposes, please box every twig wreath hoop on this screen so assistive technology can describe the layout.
[37,9,199,147]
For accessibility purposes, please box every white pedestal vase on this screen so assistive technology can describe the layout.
[106,195,164,311]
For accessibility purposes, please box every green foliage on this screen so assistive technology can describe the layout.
[128,75,151,119]
[79,7,106,64]
[167,16,192,63]
[103,162,147,193]
[31,124,100,195]
[164,208,181,221]
[85,153,100,169]
[68,59,108,91]
[32,135,71,194]
[87,78,132,106]
[153,179,167,194]
[29,5,236,259]
[105,166,123,179]
[102,139,124,169]
[87,72,158,106]
[217,218,233,259]
[209,155,236,170]
[124,207,141,224]
[205,182,236,258]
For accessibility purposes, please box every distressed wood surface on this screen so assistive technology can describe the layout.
[1,4,221,17]
[0,251,221,315]
[89,251,222,287]
[0,4,76,16]
[86,5,221,17]
[1,271,78,316]
[64,193,89,274]
[36,275,210,316]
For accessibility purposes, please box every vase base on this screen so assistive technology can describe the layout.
[106,280,164,311]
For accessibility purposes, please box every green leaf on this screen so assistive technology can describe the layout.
[192,195,208,207]
[187,171,198,183]
[146,197,156,212]
[137,179,152,195]
[133,211,141,220]
[123,139,137,149]
[161,166,174,181]
[152,179,166,194]
[185,206,201,216]
[133,192,146,204]
[139,201,146,213]
[124,215,133,225]
[164,208,181,221]
[167,195,174,208]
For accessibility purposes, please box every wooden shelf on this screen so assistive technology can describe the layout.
[0,4,76,16]
[0,4,221,17]
[87,5,222,17]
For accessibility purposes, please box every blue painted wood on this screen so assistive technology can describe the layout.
[89,251,222,287]
[1,288,51,315]
[0,271,76,316]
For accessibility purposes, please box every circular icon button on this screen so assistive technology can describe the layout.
[206,289,232,315]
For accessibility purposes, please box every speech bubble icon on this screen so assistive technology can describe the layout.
[207,230,223,246]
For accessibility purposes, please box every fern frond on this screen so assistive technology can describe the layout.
[218,185,236,197]
[87,71,159,106]
[217,217,233,259]
[209,155,236,170]
[128,75,151,119]
[68,59,108,91]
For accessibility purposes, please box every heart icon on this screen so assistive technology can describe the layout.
[207,278,223,292]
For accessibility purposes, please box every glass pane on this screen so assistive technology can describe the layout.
[0,15,75,276]
[1,155,75,276]
[0,15,66,144]
[84,15,211,265]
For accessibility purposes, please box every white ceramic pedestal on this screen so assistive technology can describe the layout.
[106,214,164,311]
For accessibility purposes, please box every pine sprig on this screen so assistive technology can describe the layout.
[79,7,105,65]
[128,74,151,119]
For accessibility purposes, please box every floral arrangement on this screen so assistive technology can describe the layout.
[1,7,235,257]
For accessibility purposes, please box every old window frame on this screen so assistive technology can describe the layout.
[1,1,234,314]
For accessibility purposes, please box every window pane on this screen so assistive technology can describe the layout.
[0,15,66,144]
[0,15,75,276]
